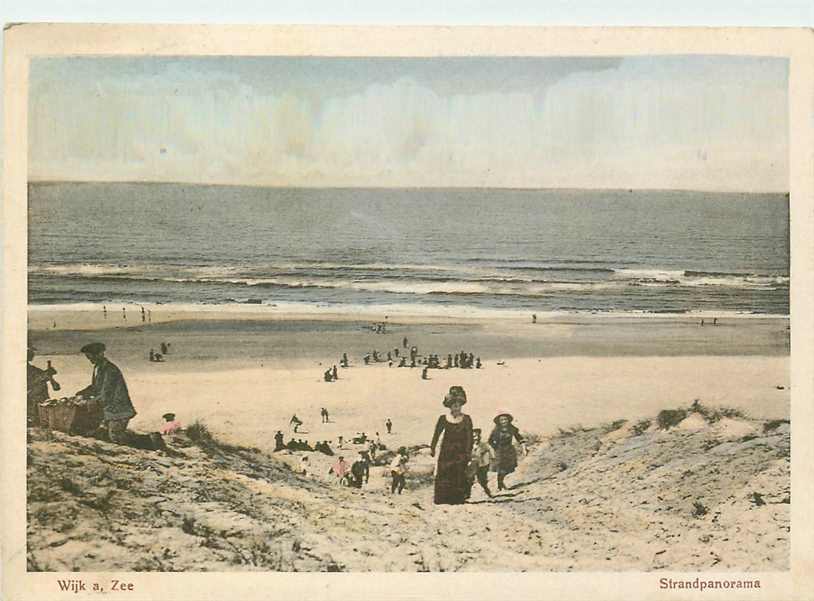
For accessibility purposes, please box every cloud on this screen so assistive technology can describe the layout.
[28,56,788,191]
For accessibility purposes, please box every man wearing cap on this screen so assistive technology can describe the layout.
[27,346,59,426]
[76,342,137,444]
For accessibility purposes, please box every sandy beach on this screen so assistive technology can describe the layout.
[28,307,790,453]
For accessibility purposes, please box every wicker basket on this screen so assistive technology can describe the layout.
[38,397,104,435]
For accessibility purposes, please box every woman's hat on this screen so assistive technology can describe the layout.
[443,385,467,407]
[162,413,176,421]
[494,408,514,423]
[473,428,482,435]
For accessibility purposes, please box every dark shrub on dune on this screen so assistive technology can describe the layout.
[656,409,687,430]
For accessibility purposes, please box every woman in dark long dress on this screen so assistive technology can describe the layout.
[430,386,474,505]
[488,409,527,491]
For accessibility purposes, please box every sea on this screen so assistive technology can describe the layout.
[27,183,790,316]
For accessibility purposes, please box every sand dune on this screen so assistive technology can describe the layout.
[26,406,789,572]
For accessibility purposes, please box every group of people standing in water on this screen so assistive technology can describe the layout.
[431,385,526,504]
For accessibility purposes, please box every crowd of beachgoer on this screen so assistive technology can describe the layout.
[360,343,483,373]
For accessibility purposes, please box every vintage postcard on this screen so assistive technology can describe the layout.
[2,24,813,601]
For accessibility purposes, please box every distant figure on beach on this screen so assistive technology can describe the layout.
[76,342,137,445]
[329,456,351,485]
[421,366,429,380]
[364,354,370,365]
[398,357,406,367]
[160,412,182,435]
[453,354,459,368]
[713,317,718,326]
[476,357,482,369]
[469,428,494,498]
[332,365,338,380]
[103,305,107,318]
[385,418,393,434]
[390,447,409,495]
[290,414,302,433]
[337,435,344,448]
[532,314,537,324]
[488,409,527,492]
[324,369,333,382]
[149,349,155,362]
[140,306,146,322]
[300,455,310,476]
[700,319,705,327]
[166,342,171,353]
[430,386,473,505]
[160,342,168,355]
[403,337,408,348]
[27,346,59,426]
[341,353,349,368]
[350,452,369,488]
[53,321,57,329]
[122,307,126,321]
[274,430,285,451]
[321,407,329,423]
[147,310,152,324]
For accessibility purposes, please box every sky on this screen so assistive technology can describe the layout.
[28,55,789,191]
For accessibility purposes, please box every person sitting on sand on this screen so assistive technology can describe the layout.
[329,456,351,485]
[149,349,155,362]
[300,455,310,476]
[286,438,298,451]
[421,366,429,380]
[321,441,334,456]
[390,447,409,495]
[274,430,285,451]
[324,369,333,382]
[488,409,527,492]
[160,412,182,435]
[469,428,494,498]
[27,346,59,426]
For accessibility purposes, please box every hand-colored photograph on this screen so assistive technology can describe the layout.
[25,54,790,573]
